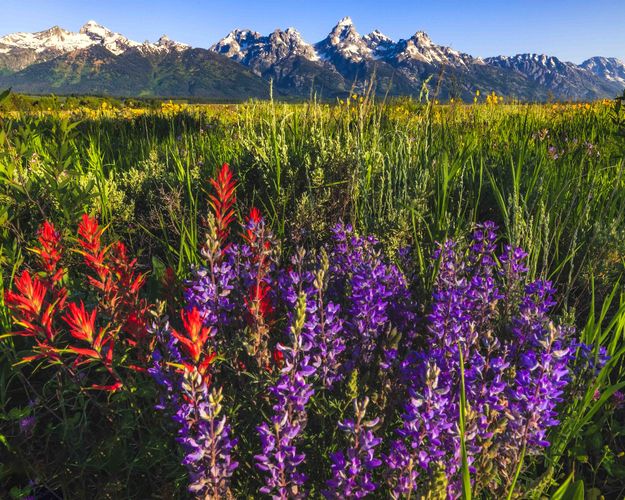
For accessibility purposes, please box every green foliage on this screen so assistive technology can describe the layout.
[1,95,625,497]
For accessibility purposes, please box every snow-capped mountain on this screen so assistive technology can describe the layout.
[486,53,581,81]
[209,17,534,98]
[0,21,187,71]
[78,20,139,54]
[387,31,478,69]
[315,16,373,63]
[0,25,92,54]
[0,18,624,100]
[0,21,265,99]
[580,57,625,87]
[362,30,395,59]
[209,27,346,95]
[140,35,190,54]
[0,25,90,71]
[485,53,620,99]
[211,27,318,75]
[211,19,479,79]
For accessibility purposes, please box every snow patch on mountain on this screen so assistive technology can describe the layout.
[363,30,394,58]
[581,56,625,87]
[0,20,188,59]
[315,16,373,63]
[211,27,319,75]
[389,31,479,68]
[0,26,94,54]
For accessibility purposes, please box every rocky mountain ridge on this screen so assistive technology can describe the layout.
[0,18,623,100]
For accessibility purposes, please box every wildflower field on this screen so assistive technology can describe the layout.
[1,90,625,499]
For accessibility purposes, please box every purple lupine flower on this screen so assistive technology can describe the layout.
[612,391,625,409]
[189,211,278,369]
[503,280,575,455]
[325,397,382,498]
[149,312,238,497]
[19,415,36,436]
[184,257,237,333]
[177,371,239,497]
[255,292,316,499]
[310,250,346,388]
[388,222,583,497]
[148,313,184,410]
[277,248,346,389]
[316,299,346,388]
[328,223,417,370]
[388,352,457,497]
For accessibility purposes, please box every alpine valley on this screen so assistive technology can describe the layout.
[1,17,624,101]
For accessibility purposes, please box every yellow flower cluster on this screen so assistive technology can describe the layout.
[338,93,365,106]
[485,91,504,105]
[161,100,189,115]
[0,101,247,122]
[0,96,615,126]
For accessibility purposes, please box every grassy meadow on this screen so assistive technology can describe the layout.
[1,91,625,498]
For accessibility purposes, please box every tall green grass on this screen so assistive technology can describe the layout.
[1,94,624,496]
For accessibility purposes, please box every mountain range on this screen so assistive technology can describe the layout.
[0,18,623,101]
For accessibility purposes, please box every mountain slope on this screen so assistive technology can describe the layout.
[211,27,346,96]
[485,54,622,99]
[581,57,625,88]
[1,19,624,100]
[311,17,416,95]
[0,44,270,99]
[211,17,624,100]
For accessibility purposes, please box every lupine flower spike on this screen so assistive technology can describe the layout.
[325,397,382,498]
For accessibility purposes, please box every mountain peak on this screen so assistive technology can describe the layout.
[363,29,394,58]
[411,31,432,44]
[580,56,625,86]
[77,20,140,55]
[316,15,374,62]
[329,16,360,40]
[79,20,110,35]
[211,25,319,71]
[42,25,66,36]
[364,29,393,46]
[367,29,392,41]
[336,16,354,27]
[154,34,189,51]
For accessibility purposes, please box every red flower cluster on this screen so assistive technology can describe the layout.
[172,308,217,378]
[4,216,151,391]
[209,163,237,244]
[4,271,65,364]
[32,221,65,286]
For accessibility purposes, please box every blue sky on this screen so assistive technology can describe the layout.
[1,0,624,63]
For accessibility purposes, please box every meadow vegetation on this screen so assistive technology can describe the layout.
[1,90,624,498]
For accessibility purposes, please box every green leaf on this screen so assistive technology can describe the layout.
[152,255,166,280]
[551,474,584,500]
[458,348,472,500]
[570,480,585,500]
[7,407,30,420]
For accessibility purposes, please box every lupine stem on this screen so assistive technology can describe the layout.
[506,442,527,500]
[458,346,472,500]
